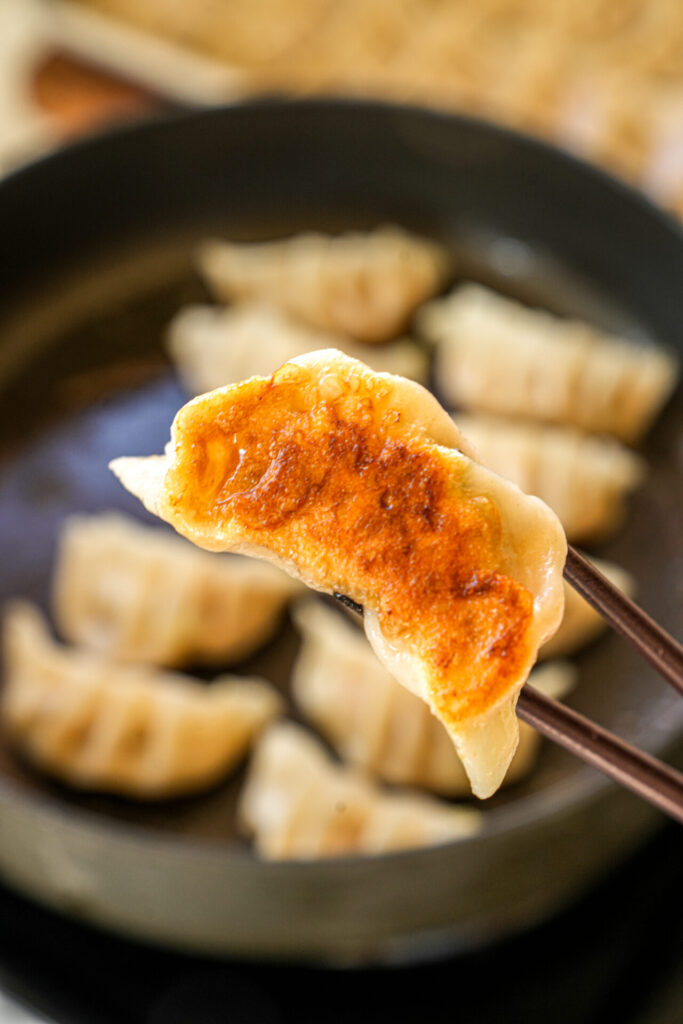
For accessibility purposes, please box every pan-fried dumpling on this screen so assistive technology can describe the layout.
[53,512,302,667]
[197,226,450,343]
[542,558,634,660]
[1,602,283,799]
[237,721,481,859]
[111,349,566,799]
[292,598,576,795]
[167,301,430,395]
[420,284,678,442]
[455,413,645,543]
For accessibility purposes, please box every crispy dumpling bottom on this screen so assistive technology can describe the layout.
[111,349,566,799]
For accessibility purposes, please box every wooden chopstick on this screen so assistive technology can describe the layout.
[564,546,683,697]
[516,686,683,824]
[334,558,683,824]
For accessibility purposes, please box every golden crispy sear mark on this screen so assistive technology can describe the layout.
[164,369,534,722]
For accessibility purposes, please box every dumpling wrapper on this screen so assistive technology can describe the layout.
[53,511,302,667]
[111,349,566,798]
[292,597,577,796]
[238,720,482,859]
[167,301,430,395]
[197,225,450,342]
[454,412,645,543]
[1,602,282,799]
[421,283,679,442]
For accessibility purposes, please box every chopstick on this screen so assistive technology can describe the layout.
[564,546,683,698]
[334,556,683,825]
[516,687,683,825]
[517,545,683,824]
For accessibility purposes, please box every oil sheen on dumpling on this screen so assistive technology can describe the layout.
[111,350,566,799]
[197,225,450,342]
[53,511,301,667]
[167,301,429,395]
[420,284,678,441]
[1,602,283,799]
[238,721,481,859]
[455,413,645,543]
[292,598,576,795]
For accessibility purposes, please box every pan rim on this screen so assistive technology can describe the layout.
[2,94,683,248]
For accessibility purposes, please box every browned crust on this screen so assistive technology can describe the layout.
[162,367,534,723]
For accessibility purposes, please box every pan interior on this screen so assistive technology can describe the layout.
[0,104,680,853]
[0,233,680,847]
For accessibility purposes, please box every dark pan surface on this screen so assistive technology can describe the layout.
[0,101,680,961]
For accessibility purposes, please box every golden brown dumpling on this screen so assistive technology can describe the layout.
[53,512,301,666]
[237,721,481,859]
[455,412,645,543]
[166,301,430,395]
[197,226,450,342]
[420,284,678,441]
[111,349,566,799]
[292,598,576,795]
[1,601,282,799]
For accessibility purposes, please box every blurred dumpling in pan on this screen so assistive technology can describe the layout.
[1,602,283,799]
[53,512,302,667]
[420,284,678,442]
[455,412,645,543]
[111,349,567,799]
[237,721,481,859]
[291,599,576,796]
[166,301,430,395]
[197,225,450,342]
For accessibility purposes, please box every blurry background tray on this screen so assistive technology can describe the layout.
[46,0,683,221]
[0,101,681,964]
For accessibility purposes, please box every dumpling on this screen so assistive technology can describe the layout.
[336,556,631,661]
[454,412,645,543]
[166,301,430,395]
[237,721,481,859]
[542,558,634,660]
[291,598,576,795]
[419,284,678,442]
[53,512,302,667]
[1,602,283,799]
[111,349,566,799]
[197,225,450,342]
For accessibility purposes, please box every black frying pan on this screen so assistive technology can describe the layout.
[0,100,681,965]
